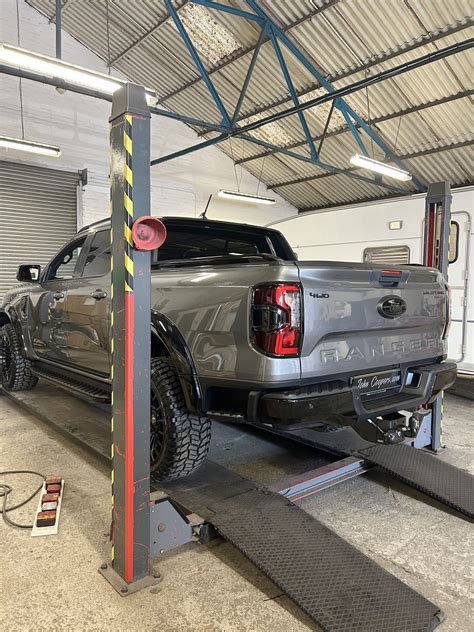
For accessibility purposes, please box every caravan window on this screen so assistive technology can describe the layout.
[363,245,410,265]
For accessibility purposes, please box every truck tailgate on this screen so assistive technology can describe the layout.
[298,261,447,381]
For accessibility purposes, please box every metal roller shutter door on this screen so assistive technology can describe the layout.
[0,160,79,299]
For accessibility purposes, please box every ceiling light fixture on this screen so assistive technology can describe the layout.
[218,190,276,205]
[0,135,61,156]
[350,154,412,182]
[0,43,158,104]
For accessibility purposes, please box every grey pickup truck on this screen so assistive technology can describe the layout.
[1,217,456,480]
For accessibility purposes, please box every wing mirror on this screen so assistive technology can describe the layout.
[17,264,41,282]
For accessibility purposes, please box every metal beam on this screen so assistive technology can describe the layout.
[151,134,230,166]
[192,0,264,23]
[272,139,472,192]
[243,0,425,190]
[164,0,231,126]
[238,133,408,193]
[269,24,317,159]
[235,90,474,165]
[55,0,62,59]
[316,99,335,157]
[158,0,340,105]
[151,38,472,180]
[340,105,368,156]
[230,23,267,124]
[150,107,227,132]
[49,0,73,23]
[229,17,473,126]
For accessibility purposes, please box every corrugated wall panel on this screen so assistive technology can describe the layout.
[0,160,79,298]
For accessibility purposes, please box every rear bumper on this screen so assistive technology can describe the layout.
[258,361,457,426]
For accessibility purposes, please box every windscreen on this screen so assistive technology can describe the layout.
[152,224,276,262]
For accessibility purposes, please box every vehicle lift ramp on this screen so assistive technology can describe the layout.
[101,84,473,632]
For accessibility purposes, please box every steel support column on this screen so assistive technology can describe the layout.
[55,0,62,59]
[423,181,453,452]
[100,83,156,593]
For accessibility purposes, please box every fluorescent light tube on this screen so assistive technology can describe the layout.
[0,43,157,105]
[218,190,276,205]
[0,136,61,157]
[350,154,412,182]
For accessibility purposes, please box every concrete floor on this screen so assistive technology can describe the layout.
[1,389,473,631]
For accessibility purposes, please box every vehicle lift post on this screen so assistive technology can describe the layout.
[423,181,452,452]
[99,82,200,595]
[99,83,158,593]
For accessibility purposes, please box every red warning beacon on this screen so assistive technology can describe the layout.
[132,216,167,251]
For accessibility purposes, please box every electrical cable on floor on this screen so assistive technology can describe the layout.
[0,470,46,529]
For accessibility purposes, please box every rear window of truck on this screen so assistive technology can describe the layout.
[152,224,291,262]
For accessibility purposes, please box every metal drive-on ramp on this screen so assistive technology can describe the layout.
[357,443,474,519]
[265,426,474,520]
[160,461,443,632]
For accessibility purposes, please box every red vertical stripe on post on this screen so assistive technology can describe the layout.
[124,292,135,582]
[425,204,435,267]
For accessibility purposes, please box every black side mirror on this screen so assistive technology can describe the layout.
[17,264,41,282]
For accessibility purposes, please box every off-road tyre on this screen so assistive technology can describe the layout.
[150,358,211,481]
[1,324,38,392]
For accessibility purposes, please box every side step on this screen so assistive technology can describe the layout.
[31,366,110,403]
[160,461,443,632]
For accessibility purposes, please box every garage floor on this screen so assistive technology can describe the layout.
[1,388,473,632]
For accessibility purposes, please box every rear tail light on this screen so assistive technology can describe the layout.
[252,284,302,356]
[443,285,451,340]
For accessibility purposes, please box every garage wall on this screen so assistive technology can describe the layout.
[0,0,297,228]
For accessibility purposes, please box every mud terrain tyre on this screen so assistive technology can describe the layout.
[1,324,38,392]
[150,358,211,481]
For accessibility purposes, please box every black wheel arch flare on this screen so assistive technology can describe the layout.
[150,310,202,414]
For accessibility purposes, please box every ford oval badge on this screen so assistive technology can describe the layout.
[378,296,407,319]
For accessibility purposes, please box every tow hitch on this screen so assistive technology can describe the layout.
[354,409,432,444]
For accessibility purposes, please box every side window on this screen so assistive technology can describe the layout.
[48,239,86,280]
[363,245,410,265]
[448,221,459,264]
[82,230,111,277]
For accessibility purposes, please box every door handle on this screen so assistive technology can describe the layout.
[91,290,108,300]
[53,291,65,300]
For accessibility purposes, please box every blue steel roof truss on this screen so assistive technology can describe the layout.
[153,0,428,193]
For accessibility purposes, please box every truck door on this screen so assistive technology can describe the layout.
[31,236,87,363]
[63,229,111,375]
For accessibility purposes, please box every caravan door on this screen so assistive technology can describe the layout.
[447,211,472,372]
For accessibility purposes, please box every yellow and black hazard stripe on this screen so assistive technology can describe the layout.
[109,131,115,562]
[124,114,134,293]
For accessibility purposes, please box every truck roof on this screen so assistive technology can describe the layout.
[78,216,282,235]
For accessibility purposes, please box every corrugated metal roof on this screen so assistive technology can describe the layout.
[26,0,473,211]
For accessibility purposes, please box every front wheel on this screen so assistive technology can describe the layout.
[150,358,211,481]
[1,324,38,392]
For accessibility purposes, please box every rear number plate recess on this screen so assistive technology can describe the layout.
[352,369,401,396]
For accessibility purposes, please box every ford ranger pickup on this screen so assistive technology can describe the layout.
[0,217,457,480]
